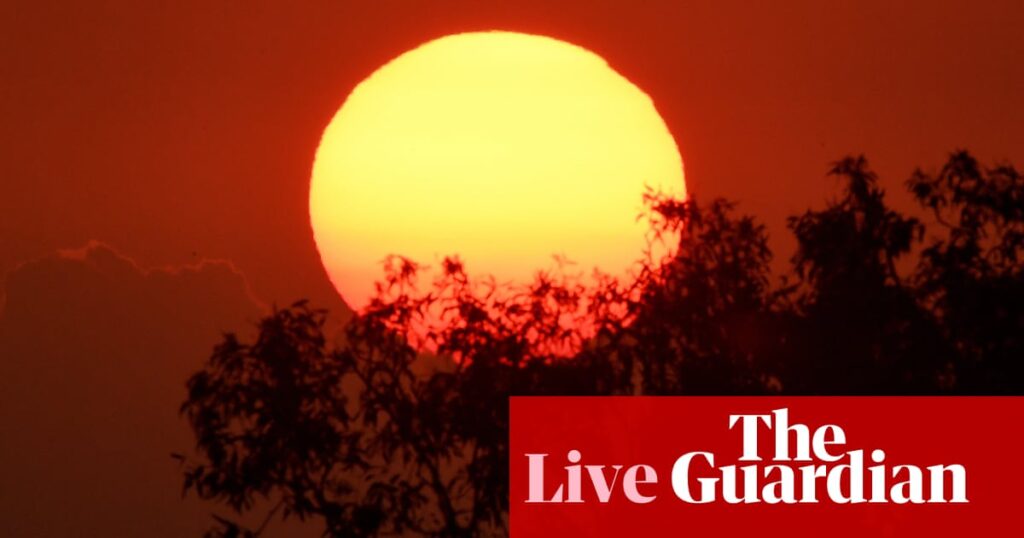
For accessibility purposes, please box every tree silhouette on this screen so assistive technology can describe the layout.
[178,152,1023,536]
[907,151,1024,392]
[782,156,949,393]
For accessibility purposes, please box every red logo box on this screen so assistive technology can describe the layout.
[510,397,1023,537]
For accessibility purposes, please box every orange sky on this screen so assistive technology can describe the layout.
[2,0,1022,314]
[0,2,1022,534]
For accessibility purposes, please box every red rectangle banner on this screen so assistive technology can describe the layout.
[510,397,1023,537]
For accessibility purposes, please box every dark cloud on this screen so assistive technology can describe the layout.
[0,243,308,536]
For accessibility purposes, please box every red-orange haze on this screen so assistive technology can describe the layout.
[1,1,1023,536]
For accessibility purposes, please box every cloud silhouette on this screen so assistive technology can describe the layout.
[0,243,294,536]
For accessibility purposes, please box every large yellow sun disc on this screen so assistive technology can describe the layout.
[310,31,685,312]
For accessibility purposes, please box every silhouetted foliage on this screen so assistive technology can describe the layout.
[179,152,1023,536]
[783,156,946,393]
[907,151,1024,391]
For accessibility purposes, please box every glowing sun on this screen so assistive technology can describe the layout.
[310,31,685,312]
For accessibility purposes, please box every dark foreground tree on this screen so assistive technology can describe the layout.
[907,151,1024,391]
[178,152,1023,536]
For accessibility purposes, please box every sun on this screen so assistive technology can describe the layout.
[310,31,685,312]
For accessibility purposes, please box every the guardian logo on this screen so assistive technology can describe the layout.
[525,408,968,505]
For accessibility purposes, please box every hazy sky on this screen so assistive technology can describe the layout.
[2,0,1022,310]
[0,1,1022,534]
